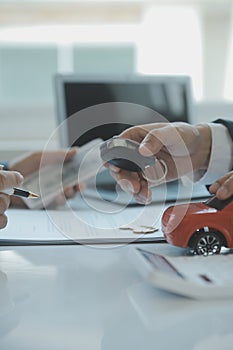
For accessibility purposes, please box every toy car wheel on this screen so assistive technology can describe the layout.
[191,231,222,256]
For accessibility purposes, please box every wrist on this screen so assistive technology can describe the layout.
[196,124,212,170]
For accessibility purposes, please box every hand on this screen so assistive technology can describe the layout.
[0,166,24,228]
[8,148,82,208]
[209,171,233,200]
[107,122,211,204]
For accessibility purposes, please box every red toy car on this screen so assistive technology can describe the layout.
[162,195,233,255]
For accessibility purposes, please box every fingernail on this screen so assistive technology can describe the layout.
[109,165,120,173]
[120,180,134,194]
[139,143,150,155]
[72,147,78,154]
[217,186,228,198]
[17,172,24,183]
[79,183,86,191]
[210,182,220,192]
[134,194,151,205]
[65,188,74,197]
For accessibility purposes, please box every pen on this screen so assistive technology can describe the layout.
[1,188,39,199]
[0,164,39,199]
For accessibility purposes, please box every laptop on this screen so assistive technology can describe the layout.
[54,74,209,202]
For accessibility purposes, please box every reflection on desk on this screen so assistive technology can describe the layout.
[0,244,232,350]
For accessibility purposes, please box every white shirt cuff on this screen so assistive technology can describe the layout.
[195,123,233,186]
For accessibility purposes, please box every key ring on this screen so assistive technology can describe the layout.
[142,158,168,185]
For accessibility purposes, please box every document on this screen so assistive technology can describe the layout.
[0,203,165,245]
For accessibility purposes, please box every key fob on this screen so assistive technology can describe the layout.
[100,137,156,172]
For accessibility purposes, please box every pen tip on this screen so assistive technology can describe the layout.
[29,192,40,199]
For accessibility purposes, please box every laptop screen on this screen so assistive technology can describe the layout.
[55,75,193,147]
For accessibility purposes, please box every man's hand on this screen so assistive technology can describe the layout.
[107,122,211,204]
[0,167,24,228]
[8,148,81,208]
[209,171,233,200]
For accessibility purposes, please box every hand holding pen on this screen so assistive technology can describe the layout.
[0,165,39,229]
[2,187,39,198]
[4,149,80,209]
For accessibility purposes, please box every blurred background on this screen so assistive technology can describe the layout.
[0,0,233,159]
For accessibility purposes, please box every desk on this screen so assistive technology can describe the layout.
[0,243,232,350]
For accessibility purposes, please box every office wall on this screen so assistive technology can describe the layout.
[0,44,136,159]
[0,2,233,160]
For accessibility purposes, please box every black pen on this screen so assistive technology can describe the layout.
[0,164,39,199]
[1,187,39,199]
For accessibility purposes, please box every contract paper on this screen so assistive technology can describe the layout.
[0,204,165,245]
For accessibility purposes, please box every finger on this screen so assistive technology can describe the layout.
[9,196,26,208]
[215,174,233,200]
[64,187,76,199]
[134,180,152,205]
[134,194,152,205]
[109,169,141,194]
[119,126,149,143]
[119,124,168,143]
[64,147,78,161]
[75,183,85,192]
[117,179,135,194]
[104,163,121,174]
[143,159,168,185]
[139,123,188,158]
[209,183,219,193]
[46,193,67,209]
[0,194,10,215]
[209,172,233,194]
[0,170,24,190]
[209,171,233,193]
[64,182,84,197]
[0,214,8,229]
[139,125,174,156]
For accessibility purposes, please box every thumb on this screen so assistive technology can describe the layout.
[139,124,180,157]
[0,170,24,190]
[139,130,164,157]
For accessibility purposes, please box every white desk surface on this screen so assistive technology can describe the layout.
[0,242,233,350]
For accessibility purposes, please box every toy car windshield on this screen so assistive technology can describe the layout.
[204,194,233,210]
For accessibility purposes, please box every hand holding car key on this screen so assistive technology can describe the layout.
[100,136,168,185]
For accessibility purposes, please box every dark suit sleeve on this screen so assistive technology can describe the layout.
[0,162,8,170]
[214,119,233,142]
[205,119,233,191]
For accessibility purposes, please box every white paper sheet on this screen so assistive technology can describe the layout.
[1,204,166,245]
